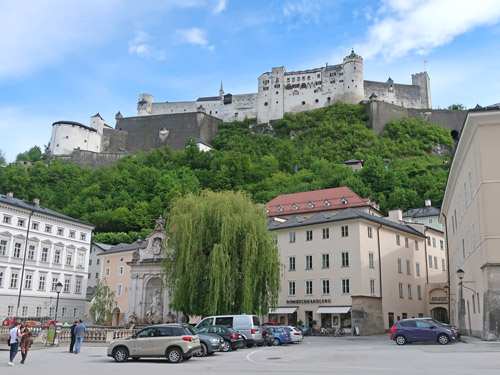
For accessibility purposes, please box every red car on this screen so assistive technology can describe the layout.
[262,322,280,326]
[42,320,62,327]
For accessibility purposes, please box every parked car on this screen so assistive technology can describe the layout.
[390,318,457,345]
[191,328,224,357]
[285,326,303,342]
[422,317,460,339]
[196,325,245,352]
[196,314,263,347]
[42,320,63,327]
[262,321,280,326]
[107,323,201,363]
[261,327,274,346]
[267,326,292,346]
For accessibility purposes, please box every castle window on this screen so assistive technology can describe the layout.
[287,78,290,83]
[263,87,269,91]
[274,84,280,88]
[276,101,278,104]
[276,78,279,83]
[302,77,305,81]
[327,97,331,101]
[292,77,295,82]
[264,102,268,106]
[307,76,310,80]
[317,74,320,78]
[302,101,305,105]
[352,80,354,82]
[354,67,356,70]
[315,99,319,103]
[276,91,279,94]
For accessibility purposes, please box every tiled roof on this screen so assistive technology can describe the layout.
[403,206,440,218]
[0,194,94,228]
[265,187,376,217]
[99,240,148,255]
[196,96,221,102]
[268,208,425,237]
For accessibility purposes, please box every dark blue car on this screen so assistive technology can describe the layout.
[390,318,457,345]
[267,326,292,346]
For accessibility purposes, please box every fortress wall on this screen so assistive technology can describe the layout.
[55,150,127,169]
[101,127,129,152]
[368,101,409,135]
[364,81,421,109]
[151,101,198,116]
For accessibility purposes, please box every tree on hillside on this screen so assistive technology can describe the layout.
[0,150,5,167]
[16,145,44,163]
[89,279,116,325]
[163,190,281,316]
[447,104,465,110]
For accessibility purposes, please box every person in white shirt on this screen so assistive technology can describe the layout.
[8,321,24,366]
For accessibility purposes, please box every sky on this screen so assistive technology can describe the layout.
[1,0,500,162]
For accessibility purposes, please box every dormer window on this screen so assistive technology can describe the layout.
[265,207,269,214]
[292,204,298,211]
[277,205,283,213]
[340,198,347,205]
[307,202,314,209]
[324,200,331,207]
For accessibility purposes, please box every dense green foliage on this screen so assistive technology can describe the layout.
[89,279,116,325]
[0,104,454,241]
[163,190,281,315]
[16,146,44,163]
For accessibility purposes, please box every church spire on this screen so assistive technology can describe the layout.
[219,81,224,97]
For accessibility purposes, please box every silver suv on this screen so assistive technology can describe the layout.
[107,323,201,363]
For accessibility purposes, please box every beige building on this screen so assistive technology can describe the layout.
[440,105,500,340]
[267,188,448,334]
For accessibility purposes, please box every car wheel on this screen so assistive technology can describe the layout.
[395,335,407,346]
[195,343,207,357]
[272,338,280,346]
[113,347,129,362]
[166,347,183,363]
[438,334,449,345]
[221,340,231,352]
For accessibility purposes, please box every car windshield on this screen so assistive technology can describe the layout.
[183,325,197,335]
[425,318,444,327]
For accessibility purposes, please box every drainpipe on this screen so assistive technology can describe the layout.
[424,227,429,284]
[376,224,383,297]
[441,213,451,324]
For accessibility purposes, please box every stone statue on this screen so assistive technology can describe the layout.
[146,289,163,323]
[155,216,164,231]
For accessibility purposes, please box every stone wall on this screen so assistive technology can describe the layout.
[350,295,385,336]
[54,150,127,169]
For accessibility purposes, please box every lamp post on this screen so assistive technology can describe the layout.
[52,282,63,345]
[457,269,465,333]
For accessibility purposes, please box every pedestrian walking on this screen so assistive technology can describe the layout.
[8,321,24,366]
[69,321,78,353]
[74,319,86,354]
[19,325,33,364]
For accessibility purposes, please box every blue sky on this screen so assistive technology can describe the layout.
[1,0,500,162]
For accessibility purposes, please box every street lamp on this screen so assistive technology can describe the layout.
[457,269,465,333]
[52,282,63,345]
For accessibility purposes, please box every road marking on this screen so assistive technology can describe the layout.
[246,347,265,364]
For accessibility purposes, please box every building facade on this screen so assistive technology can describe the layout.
[0,193,94,322]
[87,242,112,289]
[440,105,500,340]
[267,188,448,334]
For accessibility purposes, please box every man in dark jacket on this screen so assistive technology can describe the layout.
[69,321,78,353]
[74,320,87,354]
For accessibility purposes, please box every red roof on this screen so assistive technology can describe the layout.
[265,187,375,217]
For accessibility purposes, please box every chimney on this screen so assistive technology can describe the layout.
[425,199,431,207]
[387,209,403,223]
[33,198,40,206]
[6,192,13,198]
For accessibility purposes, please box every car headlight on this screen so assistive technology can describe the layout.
[209,338,219,343]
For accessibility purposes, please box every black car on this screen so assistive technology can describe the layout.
[197,325,245,352]
[261,326,274,346]
[192,330,224,357]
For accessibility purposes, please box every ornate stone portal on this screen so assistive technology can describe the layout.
[126,217,182,324]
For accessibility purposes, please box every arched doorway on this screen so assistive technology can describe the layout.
[112,307,121,326]
[431,307,448,324]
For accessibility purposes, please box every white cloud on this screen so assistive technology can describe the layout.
[283,0,321,23]
[128,31,166,60]
[355,0,500,61]
[175,27,215,50]
[213,0,226,14]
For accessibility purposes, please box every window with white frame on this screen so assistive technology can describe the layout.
[289,232,296,243]
[322,279,330,294]
[13,242,22,258]
[397,258,402,273]
[73,307,79,317]
[3,216,11,224]
[417,285,422,300]
[289,256,296,271]
[0,270,3,287]
[341,278,350,294]
[63,277,70,292]
[54,250,61,264]
[434,256,438,269]
[75,278,82,294]
[57,228,64,236]
[41,247,49,262]
[7,305,14,316]
[406,260,411,275]
[416,262,421,277]
[370,279,376,295]
[69,231,75,239]
[24,274,33,289]
[51,277,59,291]
[28,245,35,260]
[288,281,296,296]
[10,271,19,288]
[36,306,42,317]
[18,219,25,227]
[341,226,348,237]
[341,252,349,267]
[305,280,313,295]
[432,238,436,248]
[31,222,39,230]
[322,228,329,239]
[118,266,124,275]
[61,307,67,317]
[398,283,404,298]
[440,240,444,250]
[367,226,373,238]
[369,252,374,268]
[0,239,7,255]
[105,267,110,276]
[96,259,100,265]
[306,230,313,241]
[117,283,122,297]
[428,255,433,268]
[322,253,330,268]
[427,236,431,246]
[38,275,46,290]
[415,240,419,251]
[77,253,84,268]
[95,272,99,279]
[408,284,413,299]
[21,305,28,316]
[305,255,313,270]
[80,233,87,241]
[405,237,409,248]
[441,258,446,271]
[396,235,400,246]
[49,306,55,317]
[45,225,52,233]
[66,252,73,266]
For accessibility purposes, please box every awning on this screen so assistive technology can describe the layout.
[316,306,351,314]
[268,307,297,314]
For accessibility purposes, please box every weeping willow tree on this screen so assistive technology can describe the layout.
[163,190,281,316]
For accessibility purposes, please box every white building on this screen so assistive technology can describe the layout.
[0,192,94,321]
[403,200,443,231]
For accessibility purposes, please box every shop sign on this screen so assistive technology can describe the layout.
[430,296,447,304]
[286,298,331,304]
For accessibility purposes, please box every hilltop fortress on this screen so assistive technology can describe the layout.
[49,50,465,168]
[136,50,431,124]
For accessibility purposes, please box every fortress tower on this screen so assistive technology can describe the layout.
[412,72,432,108]
[342,49,364,104]
[138,94,153,116]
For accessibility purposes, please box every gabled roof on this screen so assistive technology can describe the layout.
[99,240,148,255]
[265,187,376,217]
[268,208,425,237]
[196,96,221,102]
[403,206,440,218]
[0,194,94,228]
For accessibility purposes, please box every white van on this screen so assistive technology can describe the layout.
[196,314,263,347]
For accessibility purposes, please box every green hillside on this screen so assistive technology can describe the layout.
[0,103,454,243]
